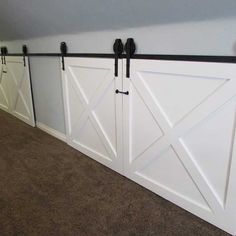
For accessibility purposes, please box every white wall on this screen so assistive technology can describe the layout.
[29,57,65,132]
[2,18,236,55]
[1,18,236,133]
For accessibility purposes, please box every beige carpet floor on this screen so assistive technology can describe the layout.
[0,110,230,236]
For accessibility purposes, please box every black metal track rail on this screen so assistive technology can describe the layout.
[1,53,236,63]
[65,53,115,58]
[1,53,115,58]
[132,54,236,63]
[3,53,61,57]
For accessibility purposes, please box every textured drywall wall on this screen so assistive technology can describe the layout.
[1,0,236,40]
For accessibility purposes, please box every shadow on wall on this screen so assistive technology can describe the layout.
[233,42,236,55]
[0,0,236,40]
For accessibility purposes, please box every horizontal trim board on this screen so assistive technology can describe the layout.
[36,122,66,142]
[1,53,236,63]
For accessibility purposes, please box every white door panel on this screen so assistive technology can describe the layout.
[0,63,10,112]
[62,57,123,174]
[123,59,236,235]
[5,57,35,126]
[61,56,236,234]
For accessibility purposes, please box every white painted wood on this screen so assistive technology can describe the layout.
[5,56,35,127]
[0,63,11,112]
[62,57,123,174]
[36,122,66,142]
[123,59,236,235]
[61,57,236,234]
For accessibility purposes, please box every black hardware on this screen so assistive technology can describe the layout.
[124,38,136,78]
[4,47,7,65]
[2,47,7,65]
[113,39,123,77]
[0,47,3,65]
[1,43,236,65]
[2,71,7,73]
[60,42,67,71]
[2,47,7,55]
[115,89,129,95]
[22,45,28,67]
[0,53,234,64]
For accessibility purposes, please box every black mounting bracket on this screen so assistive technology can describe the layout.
[1,47,7,65]
[125,38,136,78]
[22,45,28,67]
[60,42,67,71]
[113,39,123,77]
[0,47,4,65]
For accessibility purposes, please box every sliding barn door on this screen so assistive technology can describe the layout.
[123,59,236,234]
[62,58,123,174]
[0,62,10,112]
[5,57,35,126]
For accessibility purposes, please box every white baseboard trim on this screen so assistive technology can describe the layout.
[36,122,66,142]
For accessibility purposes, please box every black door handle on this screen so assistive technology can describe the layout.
[115,89,129,95]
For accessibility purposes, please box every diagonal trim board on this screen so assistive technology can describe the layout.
[0,56,36,127]
[180,100,236,208]
[138,71,228,127]
[123,59,236,235]
[0,64,10,112]
[62,57,123,174]
[60,57,236,235]
[36,122,66,142]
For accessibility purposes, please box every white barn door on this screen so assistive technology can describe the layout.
[5,57,35,126]
[62,58,123,174]
[123,59,236,234]
[0,62,10,112]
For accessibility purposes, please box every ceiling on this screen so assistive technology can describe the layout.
[1,0,236,40]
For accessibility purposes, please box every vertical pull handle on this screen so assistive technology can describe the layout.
[22,45,28,67]
[113,39,123,77]
[60,42,67,71]
[125,38,136,78]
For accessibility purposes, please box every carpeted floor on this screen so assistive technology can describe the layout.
[0,110,230,236]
